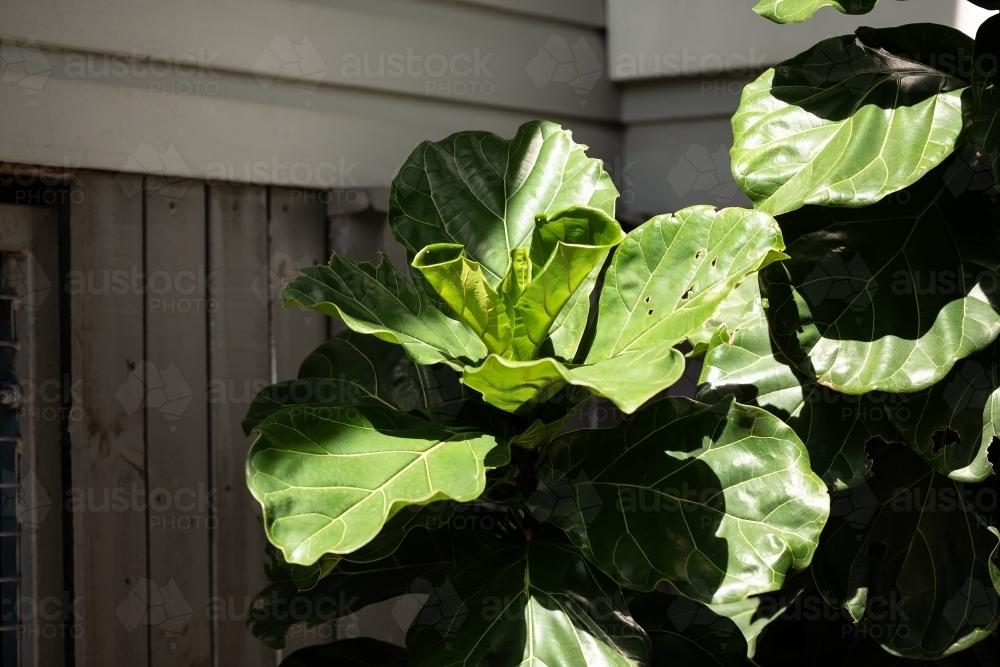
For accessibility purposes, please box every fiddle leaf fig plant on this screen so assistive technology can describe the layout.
[244,5,1000,663]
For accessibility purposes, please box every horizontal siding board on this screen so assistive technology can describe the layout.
[0,0,616,119]
[607,0,959,81]
[0,71,621,188]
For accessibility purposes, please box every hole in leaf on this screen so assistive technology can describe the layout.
[645,296,651,303]
[695,250,702,259]
[931,428,962,455]
[647,309,653,316]
[867,541,888,560]
[711,258,717,267]
[682,286,695,300]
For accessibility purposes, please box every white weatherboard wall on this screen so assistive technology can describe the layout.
[610,0,996,217]
[1,0,619,187]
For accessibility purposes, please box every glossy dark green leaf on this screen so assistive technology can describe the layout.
[629,591,755,666]
[462,342,686,415]
[732,25,972,215]
[889,338,999,483]
[246,405,501,564]
[412,206,624,360]
[529,397,830,603]
[697,294,895,490]
[753,0,877,24]
[283,254,487,369]
[279,639,407,667]
[250,528,453,649]
[388,120,618,288]
[406,534,650,667]
[588,206,785,361]
[242,331,463,435]
[814,441,1000,659]
[761,160,1000,394]
[973,14,1000,190]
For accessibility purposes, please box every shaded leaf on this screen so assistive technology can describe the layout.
[732,24,972,215]
[344,501,459,563]
[246,405,501,565]
[283,254,487,369]
[814,441,1000,659]
[753,0,877,24]
[761,160,1000,394]
[587,206,784,361]
[972,14,1000,190]
[242,331,463,435]
[627,591,754,666]
[889,338,1000,483]
[279,639,407,667]
[406,533,650,667]
[697,293,895,490]
[250,528,453,649]
[462,343,686,415]
[529,397,830,603]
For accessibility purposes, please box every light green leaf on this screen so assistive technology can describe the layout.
[587,206,785,361]
[250,528,453,649]
[389,120,618,288]
[889,338,999,483]
[406,534,650,667]
[529,397,830,603]
[761,160,1000,394]
[279,639,407,667]
[544,259,603,361]
[462,342,686,415]
[242,331,462,434]
[814,441,1000,659]
[413,206,624,360]
[246,405,501,565]
[753,0,877,24]
[283,254,487,369]
[731,25,972,216]
[686,278,760,357]
[627,591,754,666]
[697,295,894,490]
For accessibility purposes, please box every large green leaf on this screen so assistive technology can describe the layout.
[731,25,972,216]
[242,331,463,434]
[708,572,809,659]
[413,206,624,360]
[283,255,487,369]
[686,278,760,357]
[388,120,618,288]
[627,591,754,666]
[250,527,453,649]
[889,339,999,483]
[973,14,1000,190]
[462,342,686,415]
[279,639,407,667]
[344,501,458,563]
[529,397,830,603]
[406,533,651,667]
[587,206,785,361]
[697,295,895,490]
[246,405,501,565]
[761,160,1000,394]
[753,0,877,24]
[814,441,1000,659]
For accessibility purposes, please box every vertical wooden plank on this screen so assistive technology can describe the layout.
[144,183,211,666]
[269,188,327,382]
[267,187,330,656]
[68,171,147,666]
[207,186,275,667]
